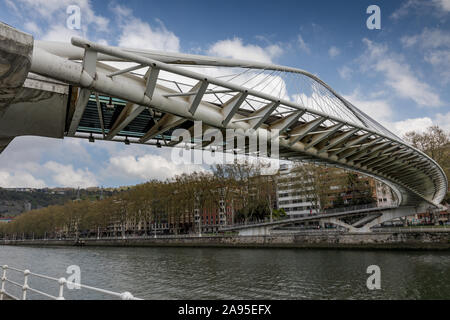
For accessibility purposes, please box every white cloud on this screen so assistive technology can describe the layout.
[4,0,19,14]
[42,24,81,42]
[23,21,41,34]
[434,0,450,11]
[343,90,393,124]
[297,34,311,54]
[106,154,204,181]
[110,4,133,17]
[342,91,449,137]
[0,136,99,188]
[0,135,211,187]
[117,19,180,52]
[391,1,422,19]
[391,0,450,19]
[208,38,283,64]
[44,161,98,188]
[389,117,434,136]
[338,65,352,79]
[13,0,109,39]
[425,50,450,82]
[328,46,340,58]
[0,171,46,188]
[435,111,450,131]
[110,5,179,52]
[401,28,450,49]
[0,137,93,170]
[118,19,180,52]
[361,38,444,107]
[401,28,450,82]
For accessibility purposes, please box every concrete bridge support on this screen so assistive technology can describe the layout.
[238,226,273,236]
[0,22,67,149]
[320,217,359,233]
[322,205,427,232]
[234,205,431,235]
[0,22,33,112]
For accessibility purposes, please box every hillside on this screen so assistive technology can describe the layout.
[0,188,113,217]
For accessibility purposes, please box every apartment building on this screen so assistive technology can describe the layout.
[276,163,395,216]
[276,163,319,217]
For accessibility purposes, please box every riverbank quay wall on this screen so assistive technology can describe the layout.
[2,231,450,250]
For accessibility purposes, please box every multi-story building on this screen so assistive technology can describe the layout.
[196,200,234,233]
[0,217,13,223]
[276,163,394,217]
[374,181,397,207]
[276,163,318,217]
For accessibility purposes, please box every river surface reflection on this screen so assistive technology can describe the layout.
[1,245,449,299]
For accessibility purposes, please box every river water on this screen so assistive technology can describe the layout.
[0,245,449,300]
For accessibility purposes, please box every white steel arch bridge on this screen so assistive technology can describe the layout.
[0,22,447,232]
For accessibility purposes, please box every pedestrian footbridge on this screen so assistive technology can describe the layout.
[0,22,447,232]
[220,205,415,235]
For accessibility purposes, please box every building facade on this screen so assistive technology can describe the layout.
[276,163,395,217]
[276,163,318,217]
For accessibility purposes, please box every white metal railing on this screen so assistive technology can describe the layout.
[372,225,449,233]
[0,265,142,300]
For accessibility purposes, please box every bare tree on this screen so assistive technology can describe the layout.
[404,125,450,203]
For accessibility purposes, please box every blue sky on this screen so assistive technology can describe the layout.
[0,0,449,188]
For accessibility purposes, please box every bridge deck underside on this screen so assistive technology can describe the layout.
[70,90,442,210]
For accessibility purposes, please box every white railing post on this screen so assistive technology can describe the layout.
[22,269,30,300]
[0,264,142,300]
[57,277,66,300]
[1,265,7,300]
[120,291,134,300]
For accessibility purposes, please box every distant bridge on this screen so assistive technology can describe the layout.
[0,22,447,232]
[220,205,417,235]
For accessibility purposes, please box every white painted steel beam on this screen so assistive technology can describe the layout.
[269,110,305,134]
[17,36,445,209]
[95,93,106,138]
[288,117,326,146]
[320,129,359,153]
[144,66,160,99]
[68,88,91,136]
[248,101,279,130]
[139,114,186,143]
[188,80,209,115]
[332,133,372,158]
[221,92,248,126]
[304,123,344,151]
[106,103,146,140]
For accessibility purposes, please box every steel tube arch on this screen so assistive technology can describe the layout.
[0,22,446,222]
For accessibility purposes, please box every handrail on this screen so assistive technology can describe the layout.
[220,204,398,229]
[0,265,142,300]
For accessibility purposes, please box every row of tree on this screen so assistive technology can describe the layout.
[0,161,277,239]
[404,125,450,203]
[282,163,377,213]
[1,125,447,239]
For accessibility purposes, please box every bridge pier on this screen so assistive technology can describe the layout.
[322,205,428,232]
[228,204,434,235]
[0,22,33,112]
[238,226,272,236]
[321,217,358,233]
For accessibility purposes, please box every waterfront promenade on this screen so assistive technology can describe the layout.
[2,228,450,250]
